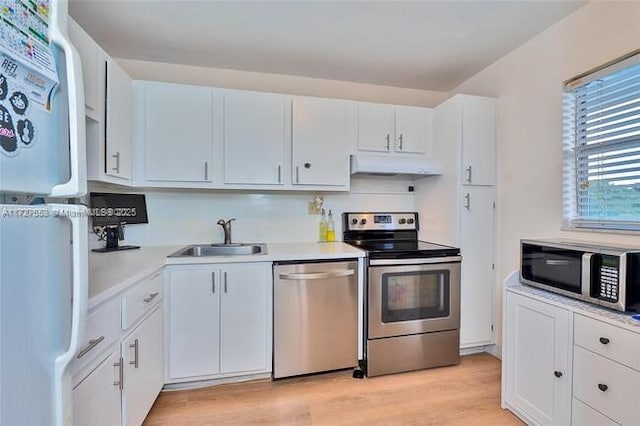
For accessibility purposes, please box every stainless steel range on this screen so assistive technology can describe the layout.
[343,212,461,377]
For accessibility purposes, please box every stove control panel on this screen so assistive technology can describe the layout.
[343,212,419,231]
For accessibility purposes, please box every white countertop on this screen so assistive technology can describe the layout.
[89,242,365,309]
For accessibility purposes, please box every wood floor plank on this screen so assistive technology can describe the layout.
[144,353,522,425]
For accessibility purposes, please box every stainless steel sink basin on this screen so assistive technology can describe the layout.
[169,243,267,257]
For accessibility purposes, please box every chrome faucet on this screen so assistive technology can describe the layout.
[216,218,236,244]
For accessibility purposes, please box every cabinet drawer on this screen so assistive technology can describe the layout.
[574,314,640,370]
[573,346,637,425]
[122,272,163,330]
[572,398,619,426]
[73,300,120,372]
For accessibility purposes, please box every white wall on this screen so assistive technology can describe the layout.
[89,178,416,248]
[442,1,640,346]
[118,59,448,107]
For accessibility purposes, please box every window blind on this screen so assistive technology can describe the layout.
[563,53,640,230]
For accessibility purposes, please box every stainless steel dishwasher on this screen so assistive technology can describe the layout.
[273,260,358,379]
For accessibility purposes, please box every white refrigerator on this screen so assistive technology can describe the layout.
[0,0,88,425]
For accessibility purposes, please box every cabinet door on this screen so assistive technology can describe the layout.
[292,97,348,186]
[144,83,213,182]
[459,186,495,347]
[461,96,496,185]
[220,263,271,374]
[357,103,395,152]
[504,292,572,426]
[223,91,287,185]
[395,106,429,154]
[105,59,132,180]
[122,307,163,426]
[72,351,121,426]
[68,19,100,120]
[167,268,220,379]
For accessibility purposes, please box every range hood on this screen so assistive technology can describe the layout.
[350,154,442,179]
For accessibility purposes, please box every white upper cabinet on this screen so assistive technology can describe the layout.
[292,96,349,187]
[105,59,132,181]
[461,96,496,186]
[395,105,431,154]
[142,82,214,182]
[357,103,396,152]
[68,18,101,121]
[223,90,287,185]
[357,102,432,155]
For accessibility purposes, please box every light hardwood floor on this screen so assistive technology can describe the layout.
[144,353,523,425]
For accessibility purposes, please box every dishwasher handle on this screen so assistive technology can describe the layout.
[279,269,355,280]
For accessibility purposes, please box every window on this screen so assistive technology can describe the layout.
[563,51,640,231]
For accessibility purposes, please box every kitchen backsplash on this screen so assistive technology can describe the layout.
[87,178,415,248]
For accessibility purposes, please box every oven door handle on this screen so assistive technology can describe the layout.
[369,256,462,266]
[279,270,355,280]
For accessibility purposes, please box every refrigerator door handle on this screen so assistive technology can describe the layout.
[49,0,87,198]
[52,204,88,426]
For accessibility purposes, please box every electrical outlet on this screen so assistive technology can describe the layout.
[308,201,321,215]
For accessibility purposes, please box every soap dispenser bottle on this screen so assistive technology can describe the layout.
[319,209,328,242]
[326,210,335,242]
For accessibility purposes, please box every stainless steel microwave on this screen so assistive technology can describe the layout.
[520,239,640,312]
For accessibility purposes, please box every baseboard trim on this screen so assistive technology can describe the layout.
[460,344,500,358]
[162,372,272,391]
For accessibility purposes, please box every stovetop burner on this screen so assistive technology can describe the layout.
[342,212,460,259]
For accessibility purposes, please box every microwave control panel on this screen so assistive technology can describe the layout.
[595,255,620,302]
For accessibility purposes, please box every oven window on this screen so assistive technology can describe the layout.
[381,270,450,323]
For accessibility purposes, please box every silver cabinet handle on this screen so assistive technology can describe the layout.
[464,193,471,210]
[76,336,105,359]
[279,269,355,280]
[143,292,160,303]
[398,134,403,150]
[113,357,124,390]
[211,271,216,293]
[465,166,472,183]
[224,271,228,293]
[112,152,120,173]
[385,134,390,151]
[204,161,209,180]
[277,165,282,183]
[129,339,139,368]
[295,166,300,183]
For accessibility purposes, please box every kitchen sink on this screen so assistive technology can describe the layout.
[169,243,267,257]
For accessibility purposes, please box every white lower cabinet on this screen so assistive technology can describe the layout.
[121,307,164,426]
[73,350,122,426]
[504,288,638,425]
[71,272,165,426]
[503,291,572,426]
[167,262,272,382]
[459,186,495,347]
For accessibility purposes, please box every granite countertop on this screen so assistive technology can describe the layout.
[89,242,366,309]
[504,270,640,332]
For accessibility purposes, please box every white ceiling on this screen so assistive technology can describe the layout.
[69,1,584,92]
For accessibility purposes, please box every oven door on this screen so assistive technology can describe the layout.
[368,259,461,339]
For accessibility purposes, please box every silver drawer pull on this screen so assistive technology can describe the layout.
[279,270,355,280]
[76,336,105,359]
[143,292,160,303]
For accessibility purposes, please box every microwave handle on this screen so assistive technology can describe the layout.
[581,253,593,296]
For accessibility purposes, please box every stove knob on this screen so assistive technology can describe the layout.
[360,218,367,225]
[407,218,415,224]
[398,218,406,224]
[351,218,358,225]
